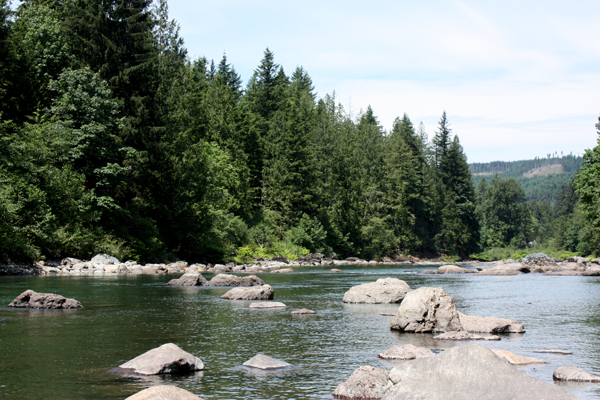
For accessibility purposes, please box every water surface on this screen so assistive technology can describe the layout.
[0,265,599,399]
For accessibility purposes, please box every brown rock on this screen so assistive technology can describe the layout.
[206,274,265,287]
[378,344,434,360]
[249,301,286,309]
[220,285,274,300]
[8,290,82,309]
[271,268,294,273]
[437,265,476,274]
[458,312,525,333]
[291,308,316,314]
[476,265,519,275]
[125,385,203,400]
[329,269,343,273]
[166,273,207,286]
[492,350,546,365]
[332,366,388,399]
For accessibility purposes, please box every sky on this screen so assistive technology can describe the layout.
[168,0,599,163]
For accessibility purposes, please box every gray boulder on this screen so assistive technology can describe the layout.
[206,274,265,287]
[167,273,208,286]
[90,253,120,265]
[383,344,578,400]
[553,366,600,382]
[378,344,434,360]
[458,312,525,333]
[332,366,388,399]
[522,253,556,267]
[8,290,82,309]
[343,278,410,304]
[117,343,204,375]
[390,287,461,333]
[243,354,291,370]
[220,285,274,300]
[125,385,203,400]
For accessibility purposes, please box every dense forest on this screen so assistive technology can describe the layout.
[1,0,600,263]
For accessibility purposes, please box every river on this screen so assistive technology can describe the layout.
[0,265,599,399]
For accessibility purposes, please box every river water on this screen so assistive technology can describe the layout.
[0,265,599,400]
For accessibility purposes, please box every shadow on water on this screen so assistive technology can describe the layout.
[0,266,599,399]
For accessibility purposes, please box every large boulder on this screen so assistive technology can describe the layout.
[458,312,525,333]
[378,344,434,360]
[90,253,120,265]
[206,274,265,287]
[476,265,520,275]
[390,287,461,333]
[8,290,82,309]
[220,285,274,300]
[522,253,556,268]
[383,344,579,400]
[332,366,388,399]
[243,354,291,370]
[343,278,410,304]
[553,366,600,382]
[437,265,476,274]
[116,343,204,375]
[166,273,208,286]
[125,385,203,400]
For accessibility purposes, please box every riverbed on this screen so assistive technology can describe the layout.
[0,264,599,399]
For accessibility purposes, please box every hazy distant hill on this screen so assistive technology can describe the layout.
[469,154,583,202]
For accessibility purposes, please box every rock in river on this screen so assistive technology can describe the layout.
[220,285,274,300]
[291,308,316,314]
[166,272,208,286]
[243,354,291,370]
[432,331,501,341]
[343,278,410,304]
[332,366,388,399]
[125,385,203,400]
[553,366,600,382]
[382,344,578,400]
[8,290,82,309]
[378,344,434,360]
[206,274,265,287]
[458,312,525,333]
[492,350,546,365]
[390,287,461,333]
[116,343,204,375]
[436,264,477,274]
[249,301,286,309]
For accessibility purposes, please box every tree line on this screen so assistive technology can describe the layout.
[1,0,598,263]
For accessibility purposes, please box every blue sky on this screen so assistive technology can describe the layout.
[164,1,595,162]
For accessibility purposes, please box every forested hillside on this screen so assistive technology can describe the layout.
[1,0,599,263]
[470,155,583,201]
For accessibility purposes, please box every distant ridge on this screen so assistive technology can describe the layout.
[469,155,583,202]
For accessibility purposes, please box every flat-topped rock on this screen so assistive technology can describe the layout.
[534,349,572,354]
[383,344,578,400]
[553,366,600,382]
[167,273,208,286]
[390,287,461,333]
[220,285,274,300]
[116,343,204,375]
[477,265,520,275]
[378,344,434,360]
[8,290,82,309]
[206,274,265,287]
[243,354,291,370]
[291,308,316,314]
[329,269,343,273]
[271,268,294,273]
[332,366,388,399]
[343,278,410,304]
[433,331,501,340]
[459,312,525,333]
[125,385,203,400]
[249,301,286,309]
[437,265,476,274]
[492,350,546,365]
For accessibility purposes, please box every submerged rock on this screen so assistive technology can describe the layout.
[458,312,525,333]
[243,354,291,370]
[249,301,286,309]
[8,290,82,309]
[329,269,343,273]
[343,278,410,304]
[534,349,572,355]
[206,274,265,287]
[492,350,546,365]
[291,308,316,314]
[390,287,461,333]
[332,366,388,399]
[116,343,204,375]
[383,344,578,400]
[553,366,600,382]
[166,272,208,286]
[220,285,274,300]
[378,344,434,360]
[432,331,501,341]
[125,385,203,400]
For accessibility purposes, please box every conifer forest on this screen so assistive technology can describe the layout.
[2,0,600,263]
